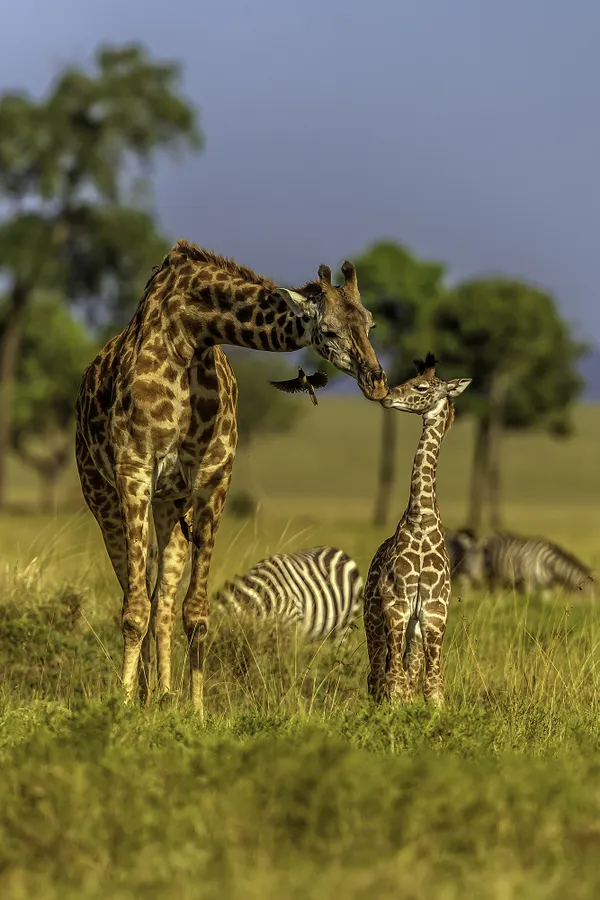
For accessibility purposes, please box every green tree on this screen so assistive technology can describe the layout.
[351,240,447,526]
[227,351,305,515]
[1,297,97,512]
[57,204,171,334]
[435,277,587,532]
[0,42,201,510]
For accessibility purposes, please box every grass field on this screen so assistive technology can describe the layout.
[1,397,599,898]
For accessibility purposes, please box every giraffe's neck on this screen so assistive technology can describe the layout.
[157,266,313,365]
[403,401,452,529]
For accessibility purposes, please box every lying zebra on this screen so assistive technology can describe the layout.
[445,529,595,597]
[213,546,364,640]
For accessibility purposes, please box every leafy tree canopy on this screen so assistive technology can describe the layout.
[0,294,97,441]
[434,277,588,434]
[352,240,446,381]
[0,43,201,205]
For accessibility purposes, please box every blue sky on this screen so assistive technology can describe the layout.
[2,0,599,343]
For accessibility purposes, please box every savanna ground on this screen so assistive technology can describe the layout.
[1,398,599,899]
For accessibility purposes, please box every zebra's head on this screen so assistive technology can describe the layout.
[453,529,486,584]
[381,352,471,415]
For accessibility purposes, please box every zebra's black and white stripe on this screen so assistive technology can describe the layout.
[213,546,364,640]
[444,529,595,596]
[482,532,595,595]
[483,532,594,593]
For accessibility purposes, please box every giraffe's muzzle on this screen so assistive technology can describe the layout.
[357,366,388,401]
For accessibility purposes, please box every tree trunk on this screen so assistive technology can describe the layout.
[39,467,59,515]
[488,427,502,532]
[0,282,29,512]
[466,416,490,535]
[373,407,397,527]
[487,374,510,532]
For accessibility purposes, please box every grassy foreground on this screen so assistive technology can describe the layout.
[1,398,599,898]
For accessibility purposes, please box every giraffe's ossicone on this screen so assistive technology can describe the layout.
[75,240,387,714]
[363,352,471,707]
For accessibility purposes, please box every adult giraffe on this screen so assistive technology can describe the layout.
[75,240,387,713]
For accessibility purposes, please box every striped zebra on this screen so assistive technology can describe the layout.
[481,531,595,596]
[444,528,485,587]
[213,546,364,640]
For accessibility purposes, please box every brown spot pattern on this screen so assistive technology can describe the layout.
[364,397,459,709]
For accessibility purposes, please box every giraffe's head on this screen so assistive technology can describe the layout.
[381,353,471,415]
[275,262,387,401]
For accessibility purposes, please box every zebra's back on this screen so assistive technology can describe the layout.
[483,532,595,595]
[213,545,364,640]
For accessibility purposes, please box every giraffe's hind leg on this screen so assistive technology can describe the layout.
[381,593,411,704]
[419,583,450,708]
[139,517,159,704]
[183,464,233,715]
[403,617,424,696]
[76,436,135,694]
[364,582,387,702]
[77,431,154,704]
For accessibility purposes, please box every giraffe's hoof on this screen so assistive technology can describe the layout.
[426,693,445,709]
[367,678,381,702]
[388,695,408,708]
[381,676,410,705]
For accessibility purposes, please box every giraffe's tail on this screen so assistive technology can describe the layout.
[146,514,159,598]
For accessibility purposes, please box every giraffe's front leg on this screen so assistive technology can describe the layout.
[183,469,232,716]
[419,583,450,708]
[115,466,153,704]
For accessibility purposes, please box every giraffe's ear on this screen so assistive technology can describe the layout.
[446,378,472,398]
[275,288,319,319]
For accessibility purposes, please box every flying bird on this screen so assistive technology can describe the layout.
[269,367,329,406]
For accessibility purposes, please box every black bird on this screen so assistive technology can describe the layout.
[269,367,329,406]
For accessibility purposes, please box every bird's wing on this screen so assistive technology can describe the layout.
[269,377,304,394]
[307,370,329,389]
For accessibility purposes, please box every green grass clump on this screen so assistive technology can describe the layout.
[2,698,600,899]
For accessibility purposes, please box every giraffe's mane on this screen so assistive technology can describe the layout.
[138,240,322,315]
[443,400,455,435]
[172,240,280,292]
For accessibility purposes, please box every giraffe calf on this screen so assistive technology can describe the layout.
[364,353,471,707]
